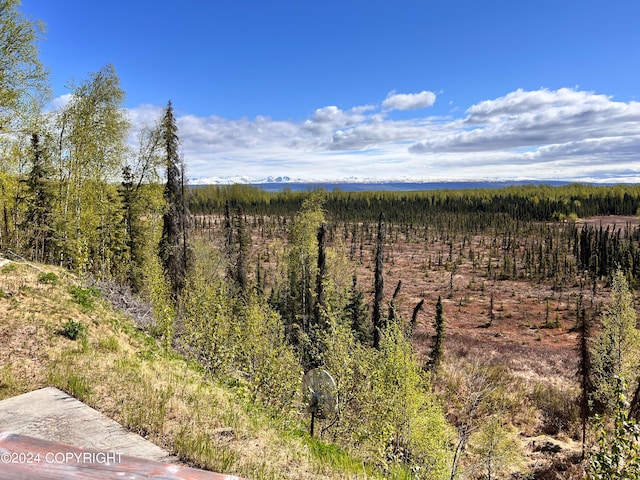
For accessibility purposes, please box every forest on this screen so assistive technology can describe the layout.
[2,1,640,478]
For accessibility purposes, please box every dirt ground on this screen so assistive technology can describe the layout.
[203,213,640,388]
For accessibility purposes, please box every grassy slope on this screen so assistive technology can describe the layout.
[0,261,377,480]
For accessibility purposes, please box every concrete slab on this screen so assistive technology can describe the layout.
[0,388,245,479]
[0,432,243,480]
[0,387,173,462]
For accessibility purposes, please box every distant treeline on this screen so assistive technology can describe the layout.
[189,183,640,223]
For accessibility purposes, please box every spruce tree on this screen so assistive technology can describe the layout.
[372,212,385,349]
[343,273,371,344]
[120,164,140,288]
[158,101,189,301]
[428,296,445,373]
[576,300,594,459]
[235,207,249,295]
[24,132,53,262]
[314,223,327,329]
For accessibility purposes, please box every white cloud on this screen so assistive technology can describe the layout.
[119,87,640,184]
[382,90,437,111]
[410,88,640,155]
[49,94,73,111]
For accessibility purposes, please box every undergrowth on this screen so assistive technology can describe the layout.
[0,263,383,479]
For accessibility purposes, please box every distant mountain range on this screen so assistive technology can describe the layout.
[188,175,319,185]
[188,175,578,186]
[187,175,590,192]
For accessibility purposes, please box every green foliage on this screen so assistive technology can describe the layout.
[120,128,164,290]
[62,373,91,400]
[591,269,640,412]
[159,101,190,300]
[174,428,240,475]
[0,364,17,397]
[59,319,87,340]
[322,319,453,478]
[189,183,640,224]
[342,274,371,344]
[122,377,173,438]
[37,271,58,284]
[23,133,55,263]
[284,192,327,339]
[589,377,640,479]
[145,251,175,348]
[51,64,130,275]
[0,0,49,131]
[234,301,302,410]
[97,335,120,353]
[180,243,233,370]
[530,382,580,436]
[468,418,523,480]
[181,241,301,411]
[304,437,372,476]
[69,285,100,311]
[0,262,16,273]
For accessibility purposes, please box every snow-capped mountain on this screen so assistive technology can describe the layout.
[189,175,309,185]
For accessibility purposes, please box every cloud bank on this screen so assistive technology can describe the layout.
[118,88,640,184]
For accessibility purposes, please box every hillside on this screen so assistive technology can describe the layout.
[0,253,590,479]
[0,259,378,480]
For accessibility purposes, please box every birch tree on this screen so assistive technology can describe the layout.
[0,0,49,249]
[591,268,640,412]
[54,64,129,273]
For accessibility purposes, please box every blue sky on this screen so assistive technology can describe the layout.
[21,0,640,183]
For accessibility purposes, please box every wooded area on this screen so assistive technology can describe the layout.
[2,1,640,478]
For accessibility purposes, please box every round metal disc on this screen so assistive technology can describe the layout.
[302,368,337,418]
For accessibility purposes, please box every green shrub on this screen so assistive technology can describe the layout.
[69,285,100,311]
[60,319,87,340]
[38,272,58,284]
[589,377,640,479]
[530,382,580,436]
[0,263,17,274]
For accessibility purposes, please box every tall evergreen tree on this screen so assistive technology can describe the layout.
[235,207,249,296]
[343,273,371,344]
[118,123,163,289]
[372,212,385,349]
[428,296,445,373]
[119,164,143,288]
[159,101,190,300]
[23,132,53,262]
[314,223,328,329]
[576,300,594,459]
